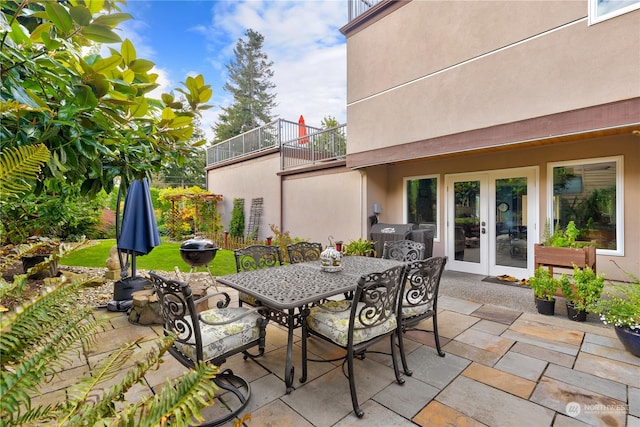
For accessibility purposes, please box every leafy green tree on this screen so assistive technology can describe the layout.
[0,0,212,197]
[229,198,245,239]
[214,29,276,142]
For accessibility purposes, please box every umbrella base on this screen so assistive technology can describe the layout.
[114,276,151,301]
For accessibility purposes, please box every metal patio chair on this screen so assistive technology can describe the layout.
[286,241,323,264]
[382,239,426,262]
[149,271,269,426]
[299,264,407,418]
[397,256,448,376]
[233,245,283,307]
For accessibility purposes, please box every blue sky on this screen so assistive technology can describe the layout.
[117,1,348,141]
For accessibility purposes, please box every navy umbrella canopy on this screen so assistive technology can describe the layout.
[117,178,161,278]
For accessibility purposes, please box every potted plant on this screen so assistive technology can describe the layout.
[560,265,605,321]
[585,269,640,357]
[528,267,559,315]
[343,238,376,257]
[534,220,597,274]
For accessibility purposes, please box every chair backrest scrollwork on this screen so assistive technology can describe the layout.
[234,245,283,272]
[401,257,447,316]
[287,242,323,264]
[382,240,425,262]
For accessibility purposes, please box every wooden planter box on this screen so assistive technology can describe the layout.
[534,244,597,275]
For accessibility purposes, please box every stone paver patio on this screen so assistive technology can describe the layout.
[39,271,639,426]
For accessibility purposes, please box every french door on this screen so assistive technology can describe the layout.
[445,168,537,278]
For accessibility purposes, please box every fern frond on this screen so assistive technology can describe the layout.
[121,361,219,427]
[58,336,176,426]
[0,144,50,197]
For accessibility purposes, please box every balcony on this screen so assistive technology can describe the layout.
[348,0,384,21]
[206,118,347,171]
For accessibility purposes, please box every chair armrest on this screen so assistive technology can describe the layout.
[194,291,231,309]
[198,306,270,326]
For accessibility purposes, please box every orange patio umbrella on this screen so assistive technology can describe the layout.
[298,114,309,144]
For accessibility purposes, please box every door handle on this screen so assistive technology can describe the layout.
[481,228,486,234]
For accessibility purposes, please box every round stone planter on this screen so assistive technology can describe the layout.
[614,325,640,358]
[535,297,556,316]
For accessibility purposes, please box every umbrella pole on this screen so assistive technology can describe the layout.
[131,254,137,278]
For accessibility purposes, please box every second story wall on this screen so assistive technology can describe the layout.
[344,0,640,155]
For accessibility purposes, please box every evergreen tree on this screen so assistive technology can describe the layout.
[214,29,277,142]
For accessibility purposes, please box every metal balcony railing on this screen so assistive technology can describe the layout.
[206,119,347,171]
[348,0,384,21]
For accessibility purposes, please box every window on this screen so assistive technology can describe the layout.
[589,0,640,24]
[405,175,439,240]
[548,156,623,255]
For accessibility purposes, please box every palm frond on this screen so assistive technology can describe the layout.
[0,144,50,197]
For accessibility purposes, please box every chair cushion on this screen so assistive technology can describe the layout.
[239,292,259,306]
[175,307,262,363]
[306,300,397,347]
[401,301,434,319]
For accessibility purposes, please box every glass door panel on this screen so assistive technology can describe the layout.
[495,177,528,270]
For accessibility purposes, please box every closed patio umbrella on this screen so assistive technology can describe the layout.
[111,178,160,307]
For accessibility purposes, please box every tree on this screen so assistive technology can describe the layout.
[156,115,207,189]
[214,29,277,142]
[0,0,212,198]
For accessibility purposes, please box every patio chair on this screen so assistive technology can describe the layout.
[286,241,323,264]
[299,264,407,418]
[149,271,269,426]
[397,256,447,376]
[234,245,283,307]
[382,239,426,262]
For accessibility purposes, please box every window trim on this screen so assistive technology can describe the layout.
[589,0,640,25]
[546,155,624,256]
[403,174,440,242]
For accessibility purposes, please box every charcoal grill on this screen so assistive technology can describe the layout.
[179,238,219,289]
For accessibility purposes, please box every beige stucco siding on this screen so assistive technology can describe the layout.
[346,2,640,154]
[282,169,364,245]
[206,153,281,241]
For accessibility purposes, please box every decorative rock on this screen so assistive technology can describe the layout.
[128,284,210,325]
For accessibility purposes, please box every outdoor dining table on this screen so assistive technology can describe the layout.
[216,255,404,393]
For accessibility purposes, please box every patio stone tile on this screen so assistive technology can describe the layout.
[454,328,515,356]
[442,340,503,366]
[470,319,509,335]
[107,311,133,329]
[436,310,481,339]
[115,381,153,410]
[244,374,288,415]
[373,375,439,419]
[246,398,314,427]
[583,332,626,351]
[552,414,592,426]
[438,296,483,315]
[544,363,627,402]
[510,342,576,368]
[518,312,614,337]
[38,365,89,394]
[84,322,159,356]
[494,351,547,381]
[581,340,640,367]
[629,415,640,427]
[574,352,640,388]
[403,345,471,389]
[282,357,396,427]
[142,354,188,389]
[413,401,488,427]
[630,387,640,417]
[530,376,627,426]
[471,304,522,325]
[436,376,555,427]
[333,399,418,427]
[404,326,452,349]
[30,388,67,411]
[87,337,156,370]
[461,362,536,398]
[501,329,579,356]
[508,318,584,347]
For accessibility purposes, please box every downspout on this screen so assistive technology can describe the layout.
[360,169,366,239]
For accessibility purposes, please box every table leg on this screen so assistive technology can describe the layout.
[284,308,295,394]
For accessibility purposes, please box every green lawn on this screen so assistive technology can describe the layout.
[61,239,237,276]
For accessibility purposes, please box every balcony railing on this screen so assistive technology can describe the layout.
[206,118,347,170]
[348,0,383,21]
